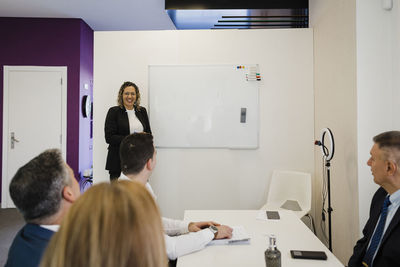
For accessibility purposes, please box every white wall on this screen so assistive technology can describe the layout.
[309,0,358,264]
[93,29,314,219]
[356,0,400,233]
[394,2,400,130]
[309,0,400,264]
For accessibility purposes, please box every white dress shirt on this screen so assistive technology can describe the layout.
[40,224,59,232]
[118,174,215,260]
[126,108,144,133]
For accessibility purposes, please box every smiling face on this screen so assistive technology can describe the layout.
[122,86,137,110]
[367,143,389,186]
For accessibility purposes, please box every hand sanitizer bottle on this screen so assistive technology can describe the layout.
[265,234,281,267]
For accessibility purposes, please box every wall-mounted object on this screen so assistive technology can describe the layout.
[382,0,393,10]
[82,95,91,118]
[149,64,259,149]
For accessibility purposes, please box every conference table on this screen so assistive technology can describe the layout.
[177,210,344,267]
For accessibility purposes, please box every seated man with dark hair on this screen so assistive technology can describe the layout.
[5,149,80,267]
[119,133,233,261]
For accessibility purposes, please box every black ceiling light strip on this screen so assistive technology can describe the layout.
[211,26,300,29]
[165,0,309,29]
[165,0,308,10]
[213,24,305,27]
[221,15,308,18]
[218,19,306,23]
[215,23,305,26]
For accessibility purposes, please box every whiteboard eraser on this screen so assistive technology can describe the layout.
[240,108,246,123]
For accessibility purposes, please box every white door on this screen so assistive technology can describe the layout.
[1,66,67,208]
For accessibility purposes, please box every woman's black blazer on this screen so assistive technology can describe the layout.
[104,106,151,172]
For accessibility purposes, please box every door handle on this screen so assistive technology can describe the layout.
[11,132,19,149]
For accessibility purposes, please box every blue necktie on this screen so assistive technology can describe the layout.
[362,196,391,267]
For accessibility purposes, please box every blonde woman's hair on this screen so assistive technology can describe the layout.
[117,81,141,110]
[40,181,167,267]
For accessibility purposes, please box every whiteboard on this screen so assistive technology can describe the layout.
[149,65,259,148]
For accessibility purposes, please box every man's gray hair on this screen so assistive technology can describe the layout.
[373,131,400,163]
[373,131,400,150]
[9,149,70,223]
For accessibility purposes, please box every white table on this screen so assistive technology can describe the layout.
[177,210,344,267]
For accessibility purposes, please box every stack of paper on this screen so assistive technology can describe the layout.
[208,226,251,246]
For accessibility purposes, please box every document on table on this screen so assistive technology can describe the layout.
[208,226,251,245]
[256,210,268,220]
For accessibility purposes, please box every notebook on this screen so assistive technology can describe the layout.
[208,226,251,246]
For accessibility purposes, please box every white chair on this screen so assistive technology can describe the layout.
[261,170,312,220]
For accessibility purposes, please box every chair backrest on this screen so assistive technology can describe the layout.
[267,170,311,212]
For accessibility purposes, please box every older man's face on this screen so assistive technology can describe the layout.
[367,143,389,186]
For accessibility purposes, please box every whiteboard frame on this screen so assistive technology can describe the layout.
[148,64,260,149]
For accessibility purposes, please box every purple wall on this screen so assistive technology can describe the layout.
[0,18,94,199]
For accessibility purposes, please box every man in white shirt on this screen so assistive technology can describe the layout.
[119,132,233,260]
[5,149,81,267]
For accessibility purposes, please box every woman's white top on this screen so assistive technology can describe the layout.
[126,108,144,133]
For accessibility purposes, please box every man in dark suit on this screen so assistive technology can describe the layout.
[348,131,400,267]
[5,149,80,267]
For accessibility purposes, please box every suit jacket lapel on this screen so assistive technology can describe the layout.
[121,107,130,134]
[373,203,400,263]
[134,108,145,127]
[364,208,382,251]
[381,207,400,245]
[363,195,385,252]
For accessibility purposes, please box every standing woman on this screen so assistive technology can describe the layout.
[104,81,151,181]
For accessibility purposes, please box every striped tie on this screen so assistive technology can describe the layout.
[362,196,391,267]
